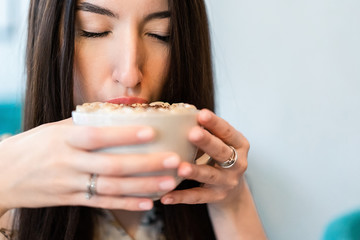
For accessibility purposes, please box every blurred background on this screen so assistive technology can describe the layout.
[206,0,360,239]
[1,0,359,239]
[0,0,27,134]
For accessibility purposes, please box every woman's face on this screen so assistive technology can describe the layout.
[73,0,170,105]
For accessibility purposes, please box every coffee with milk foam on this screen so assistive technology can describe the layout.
[72,101,199,199]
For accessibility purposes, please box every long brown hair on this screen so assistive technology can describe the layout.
[18,0,215,239]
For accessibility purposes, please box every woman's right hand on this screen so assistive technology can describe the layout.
[0,118,180,215]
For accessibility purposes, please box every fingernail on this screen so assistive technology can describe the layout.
[200,110,211,122]
[162,197,174,205]
[137,127,154,140]
[139,201,153,210]
[163,155,180,168]
[159,179,176,190]
[179,165,192,176]
[190,128,203,141]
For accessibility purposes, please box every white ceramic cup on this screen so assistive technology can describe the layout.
[72,108,199,199]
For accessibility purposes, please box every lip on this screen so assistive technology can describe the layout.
[106,97,149,105]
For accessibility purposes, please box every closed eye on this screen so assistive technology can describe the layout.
[80,30,111,38]
[147,33,170,43]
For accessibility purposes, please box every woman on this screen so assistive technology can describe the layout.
[0,0,266,239]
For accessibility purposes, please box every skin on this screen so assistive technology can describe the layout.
[0,0,267,239]
[73,0,170,105]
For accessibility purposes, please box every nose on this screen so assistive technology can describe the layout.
[112,29,143,88]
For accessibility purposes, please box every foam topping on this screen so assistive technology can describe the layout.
[75,101,198,114]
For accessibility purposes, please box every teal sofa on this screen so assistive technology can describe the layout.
[323,210,360,240]
[0,102,22,135]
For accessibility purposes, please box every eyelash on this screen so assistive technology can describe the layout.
[80,30,170,43]
[147,33,170,43]
[80,30,110,38]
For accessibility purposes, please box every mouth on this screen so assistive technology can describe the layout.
[106,97,149,105]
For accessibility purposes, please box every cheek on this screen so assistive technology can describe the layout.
[73,42,110,101]
[74,43,108,81]
[145,47,170,97]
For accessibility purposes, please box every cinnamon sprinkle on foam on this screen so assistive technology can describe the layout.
[75,101,197,114]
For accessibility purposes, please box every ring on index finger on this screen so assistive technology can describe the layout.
[219,146,238,169]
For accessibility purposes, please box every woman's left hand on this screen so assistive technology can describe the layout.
[160,109,249,208]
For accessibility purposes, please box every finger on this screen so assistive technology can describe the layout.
[197,109,249,149]
[68,173,176,199]
[72,193,154,211]
[189,126,234,163]
[160,187,225,205]
[72,152,180,176]
[57,118,74,125]
[45,172,177,196]
[177,162,232,186]
[96,175,177,195]
[66,125,155,150]
[41,118,73,127]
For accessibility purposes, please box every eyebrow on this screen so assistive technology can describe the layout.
[76,2,170,21]
[76,2,117,18]
[144,11,171,22]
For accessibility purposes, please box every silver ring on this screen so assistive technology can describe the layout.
[85,173,98,200]
[219,146,238,169]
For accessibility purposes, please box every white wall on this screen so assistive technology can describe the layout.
[1,1,360,239]
[206,1,360,239]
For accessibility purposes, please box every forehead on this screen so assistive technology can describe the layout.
[76,0,169,16]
